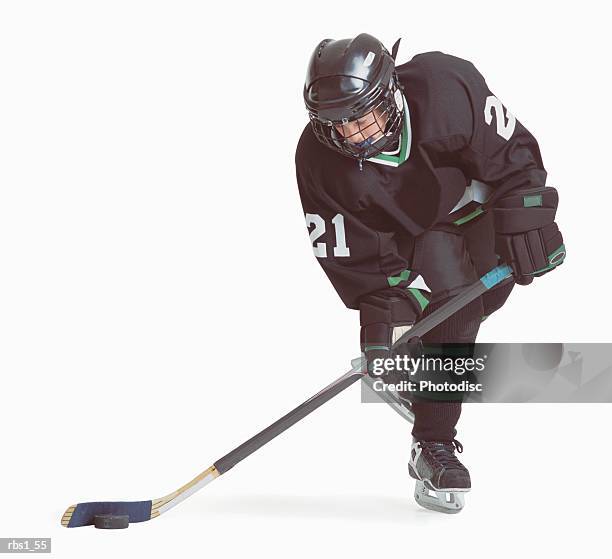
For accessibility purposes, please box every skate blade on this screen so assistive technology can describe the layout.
[414,480,467,514]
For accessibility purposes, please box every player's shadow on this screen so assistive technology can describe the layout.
[194,494,433,523]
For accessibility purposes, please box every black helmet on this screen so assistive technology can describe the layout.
[304,33,404,163]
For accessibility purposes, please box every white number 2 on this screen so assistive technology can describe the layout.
[305,213,351,258]
[484,95,516,141]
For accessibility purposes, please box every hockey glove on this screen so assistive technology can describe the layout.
[491,186,566,285]
[359,287,428,379]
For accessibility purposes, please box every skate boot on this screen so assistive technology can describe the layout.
[408,438,471,514]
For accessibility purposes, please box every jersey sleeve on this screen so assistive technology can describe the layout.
[412,52,548,207]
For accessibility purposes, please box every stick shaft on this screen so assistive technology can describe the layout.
[213,369,362,474]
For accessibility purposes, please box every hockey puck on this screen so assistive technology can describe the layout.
[94,514,130,529]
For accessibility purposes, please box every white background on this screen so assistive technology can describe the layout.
[0,1,609,557]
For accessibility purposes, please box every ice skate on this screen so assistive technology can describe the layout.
[408,438,470,514]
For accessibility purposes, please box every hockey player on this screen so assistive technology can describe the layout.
[294,34,565,513]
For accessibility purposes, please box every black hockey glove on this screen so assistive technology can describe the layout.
[359,287,428,379]
[491,186,566,286]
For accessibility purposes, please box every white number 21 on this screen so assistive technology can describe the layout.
[305,213,350,258]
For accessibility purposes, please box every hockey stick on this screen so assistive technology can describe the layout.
[61,264,512,528]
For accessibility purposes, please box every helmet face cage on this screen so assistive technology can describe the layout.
[309,73,404,162]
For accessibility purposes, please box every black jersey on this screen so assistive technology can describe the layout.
[295,51,547,310]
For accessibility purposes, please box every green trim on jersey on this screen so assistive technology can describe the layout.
[387,269,411,287]
[453,206,484,226]
[366,94,412,168]
[407,287,429,311]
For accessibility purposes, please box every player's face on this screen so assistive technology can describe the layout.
[334,107,388,145]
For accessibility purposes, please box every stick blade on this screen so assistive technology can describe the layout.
[61,501,153,527]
